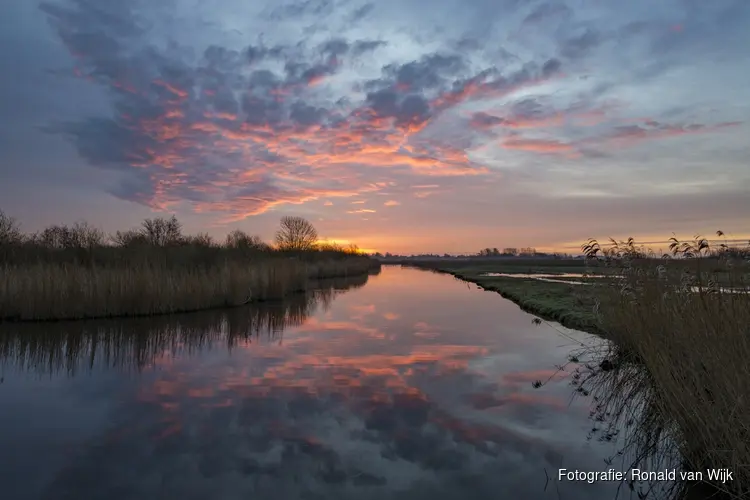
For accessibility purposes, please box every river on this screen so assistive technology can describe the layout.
[0,266,624,500]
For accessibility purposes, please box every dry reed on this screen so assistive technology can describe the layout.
[575,234,750,499]
[0,257,377,321]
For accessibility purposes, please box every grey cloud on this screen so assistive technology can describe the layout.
[509,98,546,119]
[541,58,561,77]
[207,88,240,115]
[248,69,280,88]
[366,88,399,117]
[469,112,504,129]
[320,38,350,57]
[319,38,386,59]
[290,101,327,127]
[242,94,284,125]
[351,39,387,56]
[560,29,601,61]
[245,43,291,65]
[362,88,433,131]
[264,0,335,22]
[202,45,241,69]
[522,3,572,25]
[39,0,145,38]
[347,3,374,23]
[397,95,431,128]
[383,53,466,92]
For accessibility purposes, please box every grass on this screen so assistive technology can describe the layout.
[0,211,379,322]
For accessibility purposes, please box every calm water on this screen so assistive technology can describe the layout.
[0,267,624,500]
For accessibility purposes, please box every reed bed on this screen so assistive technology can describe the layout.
[573,234,750,499]
[0,257,377,321]
[0,211,379,321]
[0,273,369,376]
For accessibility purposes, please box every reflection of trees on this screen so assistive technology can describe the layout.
[0,274,369,377]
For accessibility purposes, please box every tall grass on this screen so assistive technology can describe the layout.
[573,233,750,498]
[0,211,379,321]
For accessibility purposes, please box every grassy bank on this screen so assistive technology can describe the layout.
[404,260,605,334]
[0,212,379,322]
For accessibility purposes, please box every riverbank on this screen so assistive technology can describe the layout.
[0,255,380,322]
[403,261,605,335]
[405,242,750,498]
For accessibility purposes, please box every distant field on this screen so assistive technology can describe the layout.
[389,258,589,274]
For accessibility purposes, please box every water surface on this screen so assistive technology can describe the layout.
[0,267,623,500]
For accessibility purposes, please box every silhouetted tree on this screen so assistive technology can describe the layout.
[274,216,318,251]
[225,230,268,251]
[34,221,104,249]
[0,210,22,245]
[110,229,148,247]
[183,232,215,247]
[141,215,183,246]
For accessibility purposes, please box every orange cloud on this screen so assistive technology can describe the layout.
[384,200,400,206]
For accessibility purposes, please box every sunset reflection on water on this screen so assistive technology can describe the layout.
[0,267,620,500]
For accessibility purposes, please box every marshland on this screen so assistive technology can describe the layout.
[0,210,379,321]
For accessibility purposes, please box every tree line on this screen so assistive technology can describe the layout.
[0,210,362,266]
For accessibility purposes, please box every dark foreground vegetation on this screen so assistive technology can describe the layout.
[0,210,379,321]
[406,233,750,499]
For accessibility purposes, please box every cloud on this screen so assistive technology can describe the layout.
[2,0,749,251]
[39,0,510,220]
[594,120,742,147]
[384,200,400,206]
[501,137,578,156]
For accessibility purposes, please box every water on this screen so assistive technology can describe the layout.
[0,267,624,500]
[481,273,747,294]
[480,273,617,285]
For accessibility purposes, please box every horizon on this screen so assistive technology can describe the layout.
[1,0,749,254]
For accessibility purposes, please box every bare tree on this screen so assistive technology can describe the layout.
[34,221,105,249]
[225,230,268,251]
[0,210,22,245]
[184,232,215,247]
[274,216,318,251]
[110,229,148,247]
[140,215,183,246]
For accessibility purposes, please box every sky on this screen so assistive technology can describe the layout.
[1,0,749,254]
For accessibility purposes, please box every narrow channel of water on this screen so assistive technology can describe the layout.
[0,267,629,500]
